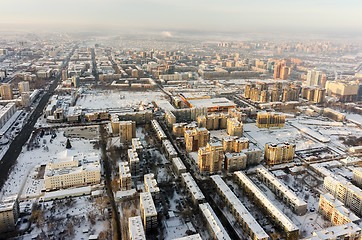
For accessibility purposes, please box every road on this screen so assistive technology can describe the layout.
[0,46,77,190]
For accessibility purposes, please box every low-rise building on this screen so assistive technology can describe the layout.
[162,139,178,160]
[144,173,160,202]
[353,168,362,188]
[256,167,307,215]
[119,162,131,191]
[181,172,205,205]
[199,203,231,240]
[128,216,146,240]
[235,171,299,239]
[256,112,285,128]
[210,175,269,240]
[172,157,187,176]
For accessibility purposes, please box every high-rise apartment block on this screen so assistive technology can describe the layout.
[198,142,224,174]
[306,69,322,86]
[18,81,30,94]
[256,112,285,128]
[0,84,13,100]
[119,121,136,144]
[184,127,210,152]
[0,195,19,233]
[222,136,249,153]
[264,142,295,165]
[226,118,243,137]
[128,149,140,176]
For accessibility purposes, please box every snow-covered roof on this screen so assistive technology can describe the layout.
[210,175,269,239]
[181,172,205,201]
[256,167,307,208]
[128,216,146,240]
[234,171,299,233]
[140,192,157,217]
[199,203,231,240]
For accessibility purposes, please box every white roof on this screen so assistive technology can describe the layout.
[181,172,205,201]
[256,167,307,207]
[311,222,361,239]
[171,234,202,240]
[199,203,231,240]
[144,173,160,193]
[129,216,146,240]
[172,157,186,172]
[140,192,157,217]
[234,171,299,232]
[119,162,131,178]
[210,175,269,239]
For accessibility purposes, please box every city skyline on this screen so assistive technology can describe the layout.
[1,0,362,36]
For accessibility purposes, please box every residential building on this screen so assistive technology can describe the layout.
[128,149,140,176]
[307,222,361,240]
[162,139,178,160]
[256,112,285,128]
[18,81,30,94]
[128,216,146,240]
[222,136,249,153]
[181,172,205,205]
[0,195,19,233]
[0,84,13,100]
[184,127,210,152]
[199,203,231,240]
[256,167,307,215]
[318,193,359,226]
[325,80,359,102]
[234,171,299,240]
[119,162,131,191]
[198,142,224,174]
[119,121,136,144]
[353,168,362,188]
[140,192,157,231]
[226,118,243,137]
[144,173,160,202]
[225,152,247,172]
[264,142,295,165]
[211,175,269,240]
[151,120,167,141]
[172,157,186,176]
[240,148,262,166]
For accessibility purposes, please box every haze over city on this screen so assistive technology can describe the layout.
[0,1,361,240]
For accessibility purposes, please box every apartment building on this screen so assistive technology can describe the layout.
[198,142,224,175]
[256,112,285,128]
[264,142,295,165]
[307,222,361,240]
[119,121,136,144]
[353,168,362,188]
[181,172,205,205]
[144,173,160,202]
[119,162,131,191]
[128,216,146,240]
[227,118,243,137]
[140,192,157,231]
[222,136,249,153]
[151,120,167,141]
[318,193,359,226]
[128,148,140,176]
[235,171,299,240]
[184,127,210,152]
[224,152,247,172]
[210,175,269,240]
[172,157,187,176]
[199,203,231,240]
[256,167,307,215]
[0,195,19,233]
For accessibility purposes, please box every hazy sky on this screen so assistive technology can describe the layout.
[1,0,361,34]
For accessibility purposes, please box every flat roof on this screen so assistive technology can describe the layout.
[119,162,131,178]
[210,175,269,239]
[199,203,231,240]
[144,173,159,193]
[181,172,205,201]
[234,171,299,233]
[187,97,236,109]
[311,222,361,239]
[140,192,157,217]
[257,167,307,207]
[172,157,186,171]
[129,216,146,240]
[171,233,202,240]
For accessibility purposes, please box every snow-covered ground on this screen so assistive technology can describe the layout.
[75,89,167,109]
[0,128,100,200]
